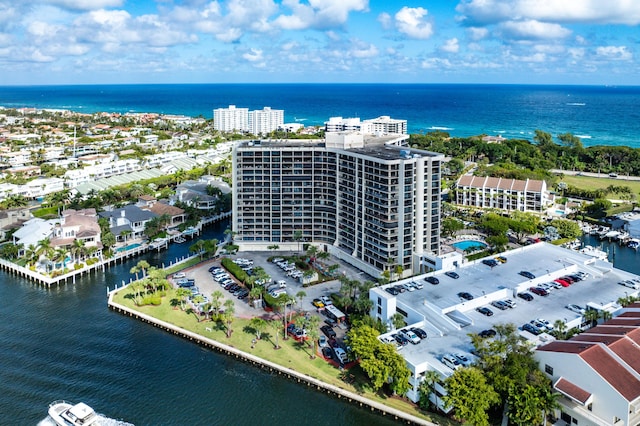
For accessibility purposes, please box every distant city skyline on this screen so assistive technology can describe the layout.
[0,1,638,86]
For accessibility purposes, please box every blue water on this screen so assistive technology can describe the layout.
[1,84,639,147]
[452,240,487,250]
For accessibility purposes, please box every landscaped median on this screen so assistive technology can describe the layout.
[108,285,452,426]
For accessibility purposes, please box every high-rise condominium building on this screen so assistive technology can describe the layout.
[213,105,249,132]
[248,107,284,135]
[324,116,407,135]
[232,134,443,278]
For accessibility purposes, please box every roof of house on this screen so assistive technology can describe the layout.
[554,378,592,405]
[456,175,547,193]
[98,205,157,223]
[538,310,640,402]
[142,201,184,218]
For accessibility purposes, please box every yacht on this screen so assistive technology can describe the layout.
[579,245,609,261]
[48,400,100,426]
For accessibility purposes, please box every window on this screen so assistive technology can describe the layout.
[545,364,553,375]
[377,297,381,306]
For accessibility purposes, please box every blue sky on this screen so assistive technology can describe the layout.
[0,0,638,85]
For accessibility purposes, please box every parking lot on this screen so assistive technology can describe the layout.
[168,250,368,364]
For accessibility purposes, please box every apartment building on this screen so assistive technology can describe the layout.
[232,134,443,277]
[213,105,249,132]
[248,107,284,135]
[455,175,549,212]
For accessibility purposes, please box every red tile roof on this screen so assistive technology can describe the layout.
[579,345,640,401]
[554,378,592,405]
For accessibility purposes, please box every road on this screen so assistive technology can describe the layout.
[551,169,640,181]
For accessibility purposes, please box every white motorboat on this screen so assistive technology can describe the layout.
[48,400,100,426]
[579,245,609,261]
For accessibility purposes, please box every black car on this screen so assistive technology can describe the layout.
[321,325,337,339]
[522,323,542,336]
[445,271,459,279]
[476,307,493,316]
[425,276,439,285]
[321,346,333,359]
[517,292,534,301]
[410,327,428,339]
[482,259,498,267]
[479,329,497,338]
[385,287,399,296]
[393,333,409,346]
[519,271,536,279]
[457,292,474,301]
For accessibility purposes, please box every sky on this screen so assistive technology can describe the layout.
[0,0,638,85]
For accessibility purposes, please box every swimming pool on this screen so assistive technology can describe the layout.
[452,240,487,250]
[116,243,142,253]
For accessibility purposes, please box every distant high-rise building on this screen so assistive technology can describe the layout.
[232,134,443,278]
[324,115,407,135]
[248,107,284,135]
[213,105,249,132]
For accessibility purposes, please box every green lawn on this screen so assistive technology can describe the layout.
[111,287,458,425]
[561,174,640,195]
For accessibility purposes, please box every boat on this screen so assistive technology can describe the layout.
[628,239,640,250]
[579,245,609,261]
[48,400,100,426]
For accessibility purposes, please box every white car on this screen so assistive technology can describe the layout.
[400,329,421,344]
[566,304,586,315]
[173,272,186,279]
[454,353,471,366]
[275,280,287,288]
[320,296,333,306]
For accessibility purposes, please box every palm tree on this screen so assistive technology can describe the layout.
[305,315,321,359]
[37,238,55,263]
[249,317,267,340]
[210,290,224,320]
[24,244,39,265]
[70,239,86,264]
[175,288,191,310]
[295,290,307,311]
[51,248,67,270]
[553,319,567,340]
[120,229,132,245]
[223,299,235,338]
[420,369,442,411]
[189,239,206,260]
[302,269,314,285]
[293,230,303,255]
[584,309,599,328]
[136,260,150,278]
[269,318,281,349]
[249,286,263,305]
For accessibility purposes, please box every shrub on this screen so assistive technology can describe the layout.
[221,258,248,282]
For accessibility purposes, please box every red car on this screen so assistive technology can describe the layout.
[554,279,571,287]
[529,286,549,296]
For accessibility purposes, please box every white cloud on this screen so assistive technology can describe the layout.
[467,27,488,41]
[349,40,378,58]
[596,45,632,61]
[395,7,433,40]
[243,48,263,62]
[377,12,392,30]
[45,0,124,11]
[421,57,452,69]
[441,38,459,53]
[273,0,368,31]
[457,0,640,25]
[499,20,571,40]
[568,47,585,59]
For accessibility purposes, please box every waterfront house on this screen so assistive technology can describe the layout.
[51,209,102,256]
[98,205,157,243]
[0,207,31,239]
[137,197,186,230]
[12,218,58,255]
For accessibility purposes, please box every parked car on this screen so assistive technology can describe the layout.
[476,307,494,316]
[385,287,399,296]
[482,259,499,267]
[521,323,542,336]
[411,281,424,290]
[393,333,409,346]
[333,347,348,364]
[517,292,534,301]
[504,299,517,308]
[410,327,428,339]
[320,325,337,339]
[442,354,462,370]
[566,304,586,315]
[554,278,571,287]
[445,271,459,279]
[529,286,549,296]
[519,271,536,279]
[173,272,186,279]
[490,300,509,310]
[495,256,507,263]
[424,276,439,285]
[320,296,333,305]
[400,329,421,344]
[479,329,497,338]
[312,299,325,308]
[321,346,333,359]
[457,292,474,301]
[454,353,471,366]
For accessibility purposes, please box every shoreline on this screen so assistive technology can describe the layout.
[107,290,436,426]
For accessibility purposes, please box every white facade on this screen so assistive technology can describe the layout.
[248,107,284,135]
[213,105,249,132]
[362,116,408,135]
[325,117,362,132]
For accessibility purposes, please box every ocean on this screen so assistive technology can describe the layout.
[1,84,639,148]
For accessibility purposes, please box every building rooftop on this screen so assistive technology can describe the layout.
[372,242,640,373]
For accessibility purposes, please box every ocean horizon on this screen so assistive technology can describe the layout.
[1,83,639,148]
